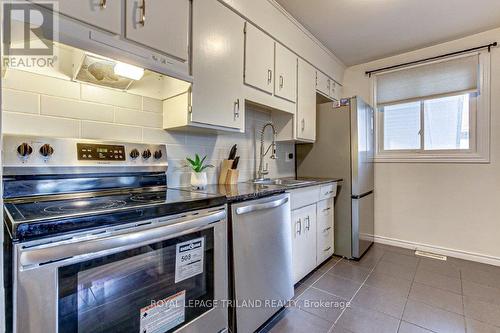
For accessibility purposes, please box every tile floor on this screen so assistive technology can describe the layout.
[260,243,500,333]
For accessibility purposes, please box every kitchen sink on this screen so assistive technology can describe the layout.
[252,179,316,186]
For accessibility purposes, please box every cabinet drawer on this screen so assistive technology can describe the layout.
[320,183,337,200]
[317,226,334,264]
[289,186,320,210]
[317,198,334,218]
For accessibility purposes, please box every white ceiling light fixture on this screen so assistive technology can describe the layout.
[113,62,145,80]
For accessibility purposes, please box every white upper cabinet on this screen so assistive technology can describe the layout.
[331,80,342,102]
[33,0,122,34]
[244,23,275,94]
[190,0,244,131]
[316,70,331,97]
[125,0,189,61]
[275,44,297,103]
[297,59,316,142]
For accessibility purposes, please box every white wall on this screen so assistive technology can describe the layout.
[343,27,500,263]
[1,69,295,186]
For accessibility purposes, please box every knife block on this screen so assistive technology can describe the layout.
[218,159,234,184]
[225,169,239,185]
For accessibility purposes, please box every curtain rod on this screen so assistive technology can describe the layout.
[365,42,497,77]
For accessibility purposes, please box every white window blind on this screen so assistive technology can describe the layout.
[376,54,479,106]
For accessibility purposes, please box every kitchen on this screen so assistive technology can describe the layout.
[1,0,500,333]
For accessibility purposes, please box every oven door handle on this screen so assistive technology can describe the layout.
[19,210,226,267]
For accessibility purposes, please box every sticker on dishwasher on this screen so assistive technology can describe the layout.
[175,237,205,283]
[140,290,185,333]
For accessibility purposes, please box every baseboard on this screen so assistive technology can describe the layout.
[373,235,500,267]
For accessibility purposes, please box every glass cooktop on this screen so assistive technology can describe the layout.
[5,188,223,223]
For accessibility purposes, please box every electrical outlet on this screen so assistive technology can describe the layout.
[285,152,294,162]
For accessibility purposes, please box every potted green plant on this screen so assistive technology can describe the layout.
[186,154,214,189]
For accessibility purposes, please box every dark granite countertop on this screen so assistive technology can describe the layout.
[176,177,342,203]
[285,177,343,189]
[176,183,286,202]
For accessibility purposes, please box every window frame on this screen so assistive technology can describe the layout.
[373,51,491,163]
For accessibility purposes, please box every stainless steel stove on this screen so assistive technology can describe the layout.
[2,135,228,333]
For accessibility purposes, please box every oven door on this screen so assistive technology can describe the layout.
[14,208,228,333]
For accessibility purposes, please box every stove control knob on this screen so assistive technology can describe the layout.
[17,143,33,157]
[39,144,54,157]
[154,150,163,159]
[142,149,151,159]
[130,149,140,159]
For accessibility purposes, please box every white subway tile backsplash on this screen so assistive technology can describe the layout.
[81,121,142,141]
[115,108,162,128]
[142,97,163,113]
[41,95,114,122]
[81,85,142,110]
[142,128,185,145]
[3,112,80,137]
[4,70,80,99]
[2,88,39,114]
[1,70,294,185]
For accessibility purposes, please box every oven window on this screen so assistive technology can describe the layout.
[58,229,214,333]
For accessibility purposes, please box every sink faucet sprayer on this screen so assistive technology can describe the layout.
[256,122,277,181]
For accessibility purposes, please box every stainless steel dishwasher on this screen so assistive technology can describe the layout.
[230,193,294,333]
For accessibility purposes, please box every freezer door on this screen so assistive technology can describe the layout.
[352,192,374,259]
[351,97,375,196]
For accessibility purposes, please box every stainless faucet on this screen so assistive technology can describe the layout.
[256,122,277,181]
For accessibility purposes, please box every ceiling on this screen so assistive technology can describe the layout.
[275,0,500,66]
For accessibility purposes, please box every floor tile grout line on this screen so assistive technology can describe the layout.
[461,269,468,333]
[330,254,383,331]
[396,255,420,332]
[261,257,343,333]
[293,257,343,303]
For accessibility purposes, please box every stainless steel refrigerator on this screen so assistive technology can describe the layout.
[296,96,374,259]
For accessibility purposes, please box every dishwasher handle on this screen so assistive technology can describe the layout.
[235,196,289,215]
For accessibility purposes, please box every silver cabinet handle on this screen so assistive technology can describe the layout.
[324,190,334,195]
[233,99,240,119]
[139,0,146,26]
[267,69,272,84]
[323,226,332,233]
[323,207,331,212]
[100,0,107,8]
[296,219,302,235]
[305,216,310,231]
[279,75,284,89]
[324,246,332,252]
[20,210,226,267]
[235,196,289,215]
[301,118,305,132]
[327,79,331,91]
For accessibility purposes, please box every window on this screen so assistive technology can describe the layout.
[374,52,490,163]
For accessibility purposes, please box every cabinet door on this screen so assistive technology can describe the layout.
[126,0,189,61]
[275,44,297,103]
[291,209,305,284]
[302,204,317,274]
[297,59,317,141]
[34,0,122,34]
[190,0,244,130]
[244,23,275,94]
[316,70,331,97]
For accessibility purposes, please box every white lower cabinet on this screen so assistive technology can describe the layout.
[291,204,317,284]
[290,184,336,284]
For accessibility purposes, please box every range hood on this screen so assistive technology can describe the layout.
[74,53,143,90]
